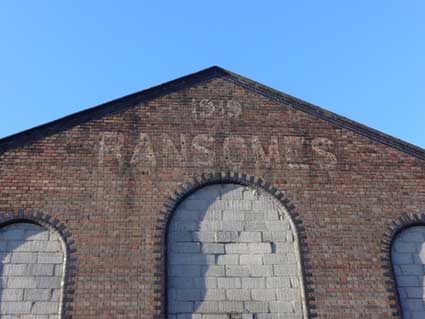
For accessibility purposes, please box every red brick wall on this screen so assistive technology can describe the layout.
[0,77,424,318]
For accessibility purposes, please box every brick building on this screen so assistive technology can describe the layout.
[0,66,424,318]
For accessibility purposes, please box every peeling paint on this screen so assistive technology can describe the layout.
[312,137,337,169]
[130,133,156,167]
[192,134,215,166]
[223,136,248,170]
[251,136,281,169]
[97,132,124,167]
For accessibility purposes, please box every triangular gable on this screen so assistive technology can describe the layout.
[0,66,424,160]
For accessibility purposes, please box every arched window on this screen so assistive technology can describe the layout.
[167,184,306,319]
[392,226,425,318]
[0,222,65,318]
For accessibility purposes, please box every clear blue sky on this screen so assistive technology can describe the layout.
[0,1,424,148]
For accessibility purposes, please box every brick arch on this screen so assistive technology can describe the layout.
[0,210,77,319]
[381,213,425,318]
[153,172,313,319]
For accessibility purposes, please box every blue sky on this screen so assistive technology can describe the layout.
[0,1,424,148]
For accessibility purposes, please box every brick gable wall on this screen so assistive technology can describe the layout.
[0,77,424,318]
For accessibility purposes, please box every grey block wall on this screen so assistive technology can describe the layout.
[168,184,305,319]
[0,223,64,318]
[392,226,425,319]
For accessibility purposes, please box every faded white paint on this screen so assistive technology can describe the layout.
[223,137,248,170]
[98,131,337,170]
[98,132,124,166]
[162,134,188,165]
[192,134,216,166]
[251,137,281,169]
[130,132,157,166]
[192,99,242,120]
[311,138,337,169]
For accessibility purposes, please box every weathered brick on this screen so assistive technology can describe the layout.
[1,69,422,319]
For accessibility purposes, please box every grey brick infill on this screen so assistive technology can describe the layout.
[168,184,304,318]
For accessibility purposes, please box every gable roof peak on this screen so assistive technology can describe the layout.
[0,66,423,160]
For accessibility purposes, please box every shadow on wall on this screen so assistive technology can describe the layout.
[392,226,425,319]
[0,223,64,318]
[167,184,305,319]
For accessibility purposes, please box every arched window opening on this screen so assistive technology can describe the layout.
[0,222,65,318]
[392,226,425,318]
[167,184,306,319]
